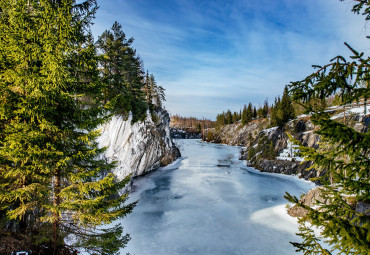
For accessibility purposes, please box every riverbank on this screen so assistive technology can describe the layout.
[201,104,369,182]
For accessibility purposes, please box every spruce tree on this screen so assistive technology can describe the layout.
[97,21,147,122]
[262,99,269,118]
[280,85,295,124]
[246,103,253,123]
[270,97,280,127]
[285,1,369,254]
[147,73,166,108]
[0,1,135,254]
[226,110,233,124]
[241,104,248,125]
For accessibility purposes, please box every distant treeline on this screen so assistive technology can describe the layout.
[170,115,215,130]
[216,86,295,128]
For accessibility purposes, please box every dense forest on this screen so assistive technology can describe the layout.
[0,0,166,254]
[214,85,295,128]
[213,86,352,130]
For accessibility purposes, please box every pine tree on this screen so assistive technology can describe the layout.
[226,110,233,124]
[270,97,280,127]
[285,1,370,254]
[262,99,269,118]
[241,104,248,125]
[246,103,253,123]
[148,73,166,108]
[280,85,295,124]
[232,111,239,123]
[0,1,135,254]
[144,70,152,105]
[97,21,147,122]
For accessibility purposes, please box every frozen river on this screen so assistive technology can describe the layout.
[120,139,314,255]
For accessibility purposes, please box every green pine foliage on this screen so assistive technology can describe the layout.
[270,86,295,128]
[285,1,370,254]
[0,1,136,254]
[247,133,277,161]
[241,105,248,125]
[97,21,147,122]
[241,103,253,125]
[143,71,166,121]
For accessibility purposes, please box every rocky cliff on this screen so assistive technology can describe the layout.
[203,105,369,181]
[97,108,181,180]
[287,186,370,218]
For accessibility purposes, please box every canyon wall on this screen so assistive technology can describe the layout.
[97,108,181,180]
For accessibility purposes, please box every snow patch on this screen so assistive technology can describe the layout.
[263,126,278,134]
[250,204,298,233]
[330,104,369,120]
[276,140,302,162]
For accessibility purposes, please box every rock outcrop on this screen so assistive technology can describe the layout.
[203,119,267,146]
[97,108,180,180]
[251,159,321,180]
[287,187,328,217]
[203,104,369,182]
[204,117,322,180]
[287,187,370,218]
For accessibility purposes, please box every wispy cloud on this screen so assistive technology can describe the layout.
[92,0,369,119]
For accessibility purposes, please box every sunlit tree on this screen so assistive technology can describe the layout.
[285,1,369,254]
[0,1,135,253]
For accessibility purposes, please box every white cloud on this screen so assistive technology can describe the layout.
[92,0,369,119]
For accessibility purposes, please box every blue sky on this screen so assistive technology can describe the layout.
[91,0,369,120]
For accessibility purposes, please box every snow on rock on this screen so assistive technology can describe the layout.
[276,140,303,162]
[262,126,278,134]
[97,108,180,180]
[330,104,369,120]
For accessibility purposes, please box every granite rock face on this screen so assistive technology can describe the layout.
[203,119,267,147]
[240,118,322,181]
[288,187,370,218]
[97,108,181,180]
[252,159,322,181]
[287,187,327,217]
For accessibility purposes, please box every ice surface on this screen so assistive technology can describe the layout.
[119,140,315,255]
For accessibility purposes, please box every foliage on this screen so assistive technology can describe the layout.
[285,1,370,254]
[247,133,277,161]
[144,72,166,111]
[215,99,270,128]
[206,130,216,142]
[270,86,295,128]
[242,103,253,125]
[97,21,147,122]
[0,1,139,254]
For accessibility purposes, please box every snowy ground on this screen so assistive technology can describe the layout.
[330,103,369,120]
[118,139,315,255]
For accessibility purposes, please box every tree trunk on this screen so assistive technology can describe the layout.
[53,170,61,254]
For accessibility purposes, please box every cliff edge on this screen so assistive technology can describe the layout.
[97,108,181,180]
